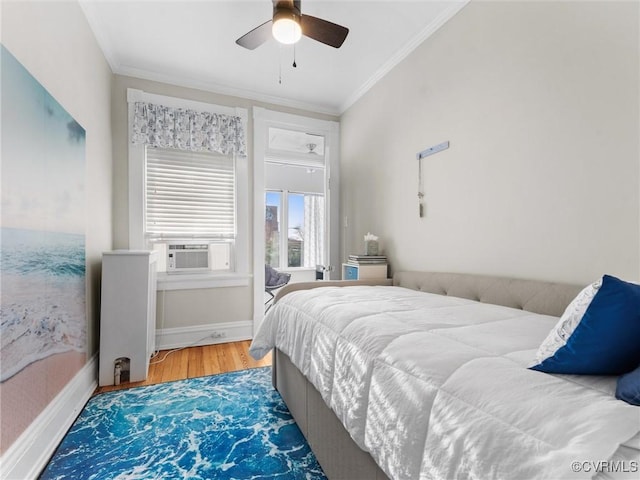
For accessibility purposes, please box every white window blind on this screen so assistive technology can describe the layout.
[146,147,236,239]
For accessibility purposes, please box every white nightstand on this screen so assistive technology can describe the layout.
[342,263,388,280]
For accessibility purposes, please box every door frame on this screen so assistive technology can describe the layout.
[252,107,340,335]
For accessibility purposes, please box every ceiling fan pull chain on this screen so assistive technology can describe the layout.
[293,44,297,68]
[278,44,282,84]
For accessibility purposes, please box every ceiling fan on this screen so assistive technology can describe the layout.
[236,0,349,50]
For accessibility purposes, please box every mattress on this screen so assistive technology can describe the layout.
[250,285,640,480]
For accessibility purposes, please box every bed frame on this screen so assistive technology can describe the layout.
[270,271,583,480]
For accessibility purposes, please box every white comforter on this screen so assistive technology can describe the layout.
[249,286,640,480]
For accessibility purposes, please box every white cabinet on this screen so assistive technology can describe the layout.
[342,263,388,280]
[99,250,157,386]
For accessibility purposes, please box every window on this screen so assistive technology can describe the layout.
[263,125,327,271]
[265,190,325,269]
[146,147,236,272]
[146,147,235,239]
[265,192,281,268]
[128,89,248,290]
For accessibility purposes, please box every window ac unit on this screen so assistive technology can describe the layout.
[167,244,209,273]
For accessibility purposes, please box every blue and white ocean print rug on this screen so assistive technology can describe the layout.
[40,367,327,479]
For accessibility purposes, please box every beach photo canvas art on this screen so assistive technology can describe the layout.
[0,45,87,453]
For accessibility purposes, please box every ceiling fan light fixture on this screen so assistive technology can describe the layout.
[236,1,348,50]
[272,9,302,45]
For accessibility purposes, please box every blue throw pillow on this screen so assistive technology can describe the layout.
[616,364,640,406]
[530,275,640,375]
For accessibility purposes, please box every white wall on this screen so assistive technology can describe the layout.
[111,74,338,332]
[340,0,640,285]
[2,0,113,353]
[1,0,112,457]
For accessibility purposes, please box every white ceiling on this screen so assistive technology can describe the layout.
[80,0,468,115]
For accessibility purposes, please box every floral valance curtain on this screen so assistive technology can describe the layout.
[131,102,246,156]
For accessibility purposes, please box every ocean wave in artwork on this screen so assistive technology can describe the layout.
[1,228,86,382]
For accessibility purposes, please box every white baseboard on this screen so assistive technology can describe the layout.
[155,321,253,350]
[0,354,97,480]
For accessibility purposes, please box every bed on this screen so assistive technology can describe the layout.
[249,271,640,480]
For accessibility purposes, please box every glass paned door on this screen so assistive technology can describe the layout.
[265,190,325,269]
[287,193,303,267]
[265,191,281,268]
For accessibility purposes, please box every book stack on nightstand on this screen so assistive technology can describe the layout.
[342,255,388,280]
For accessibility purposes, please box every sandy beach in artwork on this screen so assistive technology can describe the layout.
[1,227,86,377]
[1,269,86,381]
[0,350,87,454]
[0,229,87,455]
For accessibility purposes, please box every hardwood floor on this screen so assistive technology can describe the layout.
[94,340,272,395]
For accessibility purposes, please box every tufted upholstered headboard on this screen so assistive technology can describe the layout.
[393,271,583,317]
[274,271,584,318]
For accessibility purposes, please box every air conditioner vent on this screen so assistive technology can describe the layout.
[167,244,209,272]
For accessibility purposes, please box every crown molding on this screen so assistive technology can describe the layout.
[338,0,470,115]
[79,0,339,116]
[80,0,469,119]
[78,0,120,73]
[115,65,341,117]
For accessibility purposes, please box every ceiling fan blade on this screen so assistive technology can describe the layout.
[236,19,273,50]
[301,15,349,48]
